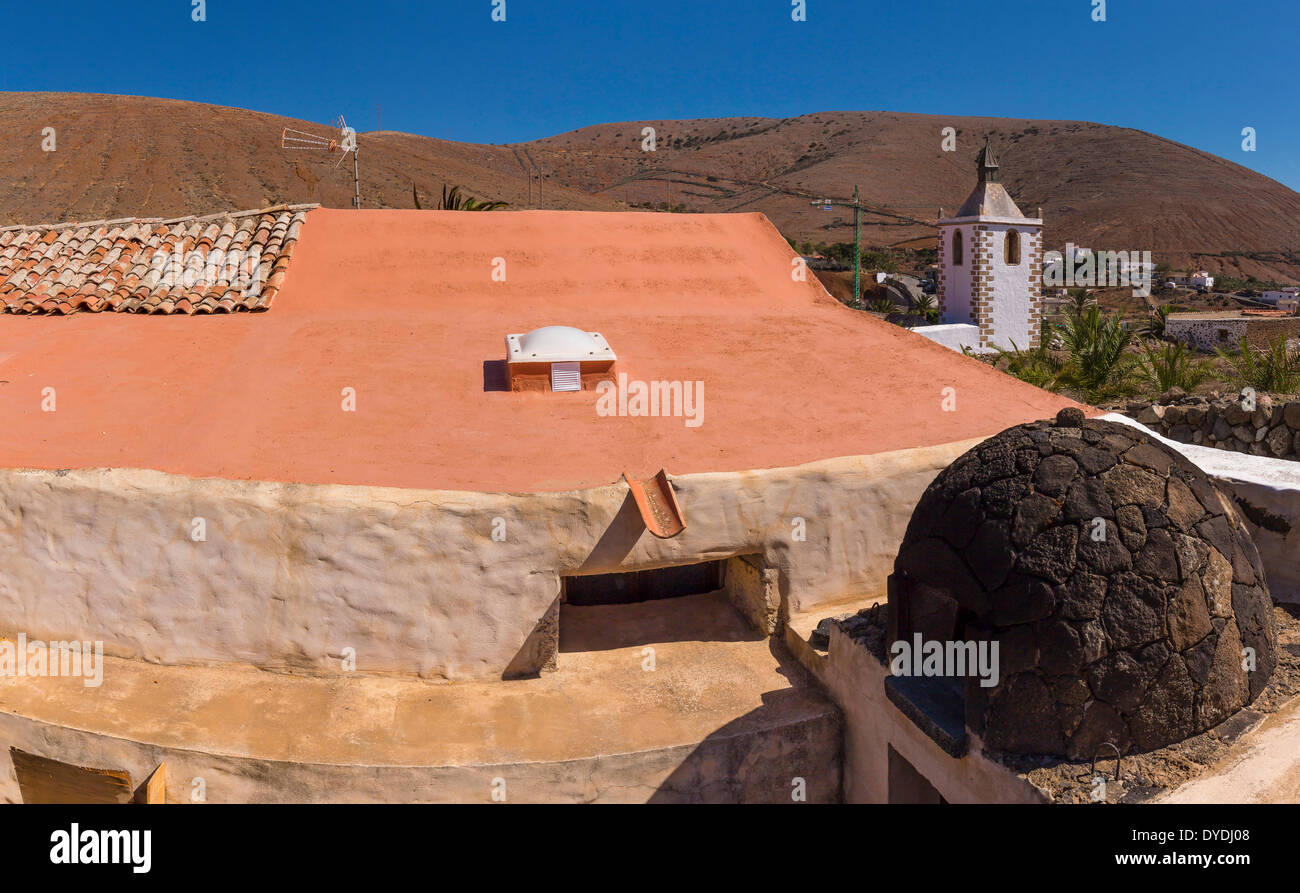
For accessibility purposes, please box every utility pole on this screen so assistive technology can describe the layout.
[352,142,361,209]
[853,185,861,308]
[811,185,864,307]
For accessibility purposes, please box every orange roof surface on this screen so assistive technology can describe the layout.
[0,208,1080,492]
[0,205,310,314]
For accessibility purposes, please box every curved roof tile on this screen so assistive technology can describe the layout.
[0,204,316,314]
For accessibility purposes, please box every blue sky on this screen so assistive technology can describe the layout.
[6,0,1298,190]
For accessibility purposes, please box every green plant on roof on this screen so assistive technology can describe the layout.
[912,293,940,323]
[413,183,508,211]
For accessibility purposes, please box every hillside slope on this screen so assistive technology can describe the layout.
[522,111,1300,282]
[3,94,1298,282]
[0,93,619,225]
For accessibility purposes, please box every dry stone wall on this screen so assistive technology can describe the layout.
[1126,389,1300,461]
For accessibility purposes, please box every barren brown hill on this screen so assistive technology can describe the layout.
[521,112,1300,283]
[5,94,1299,282]
[0,92,621,225]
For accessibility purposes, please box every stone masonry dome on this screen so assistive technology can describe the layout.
[888,408,1276,759]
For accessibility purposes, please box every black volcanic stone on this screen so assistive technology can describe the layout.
[887,416,1276,760]
[1055,407,1087,428]
[1056,573,1107,622]
[1076,521,1134,575]
[1016,524,1079,584]
[1033,455,1078,498]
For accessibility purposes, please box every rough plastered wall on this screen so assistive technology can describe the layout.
[0,438,979,681]
[1165,317,1249,353]
[724,554,780,634]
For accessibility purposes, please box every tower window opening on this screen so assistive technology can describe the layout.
[1004,229,1021,265]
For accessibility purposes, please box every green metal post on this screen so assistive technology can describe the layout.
[853,185,861,308]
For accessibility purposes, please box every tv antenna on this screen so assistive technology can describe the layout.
[281,116,361,209]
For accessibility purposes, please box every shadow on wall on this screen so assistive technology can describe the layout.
[648,641,843,803]
[559,589,763,654]
[578,493,645,571]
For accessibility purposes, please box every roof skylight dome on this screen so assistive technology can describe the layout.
[507,326,616,362]
[504,326,617,392]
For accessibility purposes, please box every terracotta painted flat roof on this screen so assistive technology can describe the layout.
[0,208,1080,492]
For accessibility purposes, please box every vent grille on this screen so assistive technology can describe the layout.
[551,362,581,392]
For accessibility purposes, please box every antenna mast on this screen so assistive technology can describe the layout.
[281,116,361,209]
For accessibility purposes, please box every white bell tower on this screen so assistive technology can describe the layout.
[937,141,1044,351]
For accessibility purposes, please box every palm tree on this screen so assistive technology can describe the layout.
[1135,340,1213,393]
[1066,288,1095,315]
[1053,305,1136,403]
[413,183,508,211]
[912,293,940,323]
[1216,335,1300,394]
[867,296,896,314]
[1139,304,1174,341]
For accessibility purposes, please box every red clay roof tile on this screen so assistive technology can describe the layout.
[0,203,315,315]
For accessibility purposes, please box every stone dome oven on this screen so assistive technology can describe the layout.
[888,408,1277,759]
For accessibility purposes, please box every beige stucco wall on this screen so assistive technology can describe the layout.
[0,439,980,681]
[812,624,1044,804]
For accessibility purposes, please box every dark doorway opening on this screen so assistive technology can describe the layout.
[564,560,725,606]
[888,745,948,804]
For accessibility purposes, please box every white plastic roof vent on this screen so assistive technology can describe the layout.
[550,361,581,392]
[506,326,616,363]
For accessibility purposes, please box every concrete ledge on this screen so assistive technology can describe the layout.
[815,623,1044,803]
[884,675,968,758]
[910,323,992,355]
[0,593,842,803]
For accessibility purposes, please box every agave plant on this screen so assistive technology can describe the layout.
[413,183,509,211]
[1215,335,1300,394]
[1053,305,1137,403]
[1135,340,1213,393]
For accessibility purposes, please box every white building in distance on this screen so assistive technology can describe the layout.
[1261,287,1300,306]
